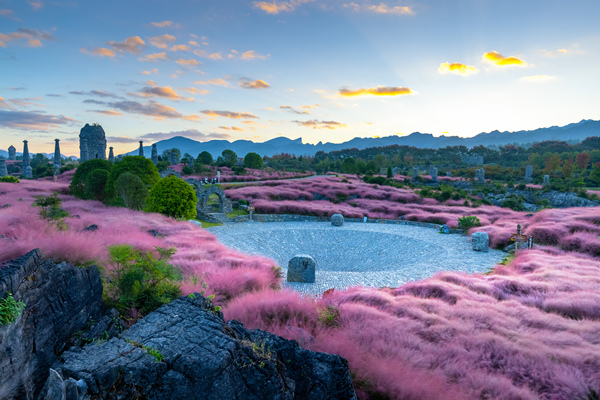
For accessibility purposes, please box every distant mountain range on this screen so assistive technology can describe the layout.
[123,119,599,159]
[2,119,598,159]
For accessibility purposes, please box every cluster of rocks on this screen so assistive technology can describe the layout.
[484,188,599,210]
[0,249,357,400]
[461,155,484,165]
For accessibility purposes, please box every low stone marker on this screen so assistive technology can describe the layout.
[440,224,450,234]
[472,232,489,252]
[331,213,344,226]
[287,255,316,283]
[543,175,550,186]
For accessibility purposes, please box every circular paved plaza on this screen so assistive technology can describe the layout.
[206,221,505,296]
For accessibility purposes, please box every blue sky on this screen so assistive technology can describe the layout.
[1,0,599,156]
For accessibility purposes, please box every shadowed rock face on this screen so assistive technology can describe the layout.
[0,249,103,400]
[57,294,357,400]
[79,123,107,161]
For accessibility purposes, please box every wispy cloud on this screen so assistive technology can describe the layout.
[201,110,259,119]
[176,58,200,66]
[0,28,56,47]
[107,100,195,120]
[140,129,229,141]
[339,86,413,97]
[149,21,180,28]
[132,85,194,101]
[280,105,309,114]
[87,109,122,116]
[182,87,210,95]
[69,90,122,99]
[343,2,415,16]
[483,51,527,67]
[80,47,116,57]
[142,68,159,75]
[239,78,270,89]
[82,36,146,57]
[28,1,43,11]
[219,126,243,131]
[227,49,270,60]
[9,97,44,108]
[192,49,224,60]
[148,34,176,49]
[293,119,347,129]
[253,0,315,14]
[105,136,139,143]
[0,109,75,131]
[519,75,556,82]
[193,78,231,87]
[438,62,478,75]
[139,52,168,62]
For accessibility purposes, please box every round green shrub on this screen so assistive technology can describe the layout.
[146,175,198,219]
[243,152,263,169]
[84,169,109,201]
[69,159,112,199]
[0,176,20,183]
[196,151,213,166]
[116,172,148,210]
[104,156,160,203]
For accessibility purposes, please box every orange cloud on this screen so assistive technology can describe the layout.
[108,100,191,120]
[176,58,200,66]
[134,85,194,101]
[0,28,56,47]
[182,87,209,95]
[438,62,478,75]
[294,119,347,129]
[193,78,230,87]
[106,36,146,54]
[344,2,415,16]
[142,68,159,75]
[483,51,527,67]
[87,109,122,116]
[148,34,175,49]
[339,86,413,97]
[80,47,116,57]
[193,49,223,60]
[219,126,243,131]
[253,0,314,14]
[239,78,270,89]
[139,52,168,62]
[171,44,192,52]
[280,105,309,114]
[241,50,269,60]
[150,21,179,28]
[201,110,259,119]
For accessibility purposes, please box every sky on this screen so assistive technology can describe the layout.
[1,0,599,156]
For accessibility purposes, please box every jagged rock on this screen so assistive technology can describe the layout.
[79,124,107,161]
[0,249,103,400]
[331,213,344,226]
[287,255,316,283]
[486,189,599,209]
[56,294,356,400]
[8,145,16,161]
[146,229,164,237]
[82,224,98,232]
[472,232,489,252]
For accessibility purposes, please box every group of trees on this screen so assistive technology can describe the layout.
[158,149,264,176]
[70,156,198,219]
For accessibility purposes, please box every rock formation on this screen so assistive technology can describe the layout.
[331,213,344,226]
[471,232,489,252]
[0,156,7,177]
[108,147,114,162]
[52,294,356,399]
[151,143,158,165]
[412,167,419,180]
[543,175,550,186]
[287,255,316,283]
[22,140,30,170]
[53,139,61,173]
[0,249,103,400]
[524,165,533,182]
[170,151,177,166]
[430,166,438,182]
[8,145,16,160]
[79,124,107,161]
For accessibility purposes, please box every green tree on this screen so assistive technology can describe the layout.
[116,172,148,210]
[576,152,591,170]
[104,156,160,204]
[69,159,113,199]
[221,149,238,168]
[590,164,600,186]
[84,169,109,201]
[386,166,393,178]
[196,151,214,165]
[341,157,357,174]
[146,175,198,219]
[243,152,263,169]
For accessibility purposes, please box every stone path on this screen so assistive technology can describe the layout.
[205,221,505,296]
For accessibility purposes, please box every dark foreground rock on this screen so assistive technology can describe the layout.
[0,249,103,400]
[54,294,357,400]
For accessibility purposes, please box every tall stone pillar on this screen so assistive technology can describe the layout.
[22,140,30,170]
[171,151,177,166]
[0,156,7,177]
[24,166,33,179]
[80,139,88,162]
[8,145,16,160]
[108,147,114,162]
[151,144,158,165]
[53,139,61,173]
[138,141,144,157]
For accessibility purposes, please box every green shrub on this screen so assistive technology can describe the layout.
[116,172,148,211]
[84,169,109,201]
[0,292,26,325]
[69,159,112,199]
[146,175,198,219]
[0,176,19,183]
[517,183,527,190]
[196,151,214,166]
[181,166,193,175]
[156,160,169,172]
[105,244,182,315]
[244,152,263,169]
[33,193,69,229]
[232,165,246,175]
[458,215,481,230]
[104,156,160,203]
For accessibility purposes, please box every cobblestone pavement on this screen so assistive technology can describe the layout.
[205,221,505,296]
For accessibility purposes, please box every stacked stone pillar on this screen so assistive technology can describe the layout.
[151,144,158,165]
[22,140,30,171]
[108,147,114,162]
[0,156,7,177]
[53,139,61,174]
[138,141,144,157]
[8,145,16,160]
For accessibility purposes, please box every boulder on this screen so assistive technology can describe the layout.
[471,232,489,252]
[54,294,356,400]
[287,255,316,283]
[331,213,344,226]
[0,249,103,400]
[440,224,450,234]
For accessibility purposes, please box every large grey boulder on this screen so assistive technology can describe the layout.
[0,249,103,400]
[331,213,344,226]
[287,255,316,283]
[54,294,356,400]
[472,232,489,252]
[79,123,107,161]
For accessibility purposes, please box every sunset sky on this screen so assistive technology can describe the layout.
[1,0,599,156]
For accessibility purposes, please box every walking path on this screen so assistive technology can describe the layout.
[206,221,505,296]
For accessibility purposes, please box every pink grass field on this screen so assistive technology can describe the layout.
[170,163,314,182]
[2,172,600,399]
